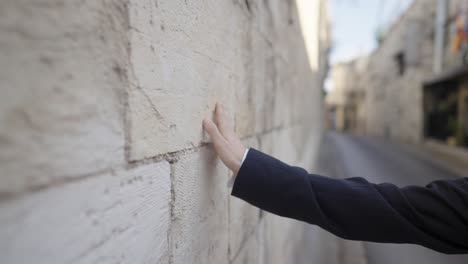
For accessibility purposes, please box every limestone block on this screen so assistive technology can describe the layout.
[251,32,277,135]
[229,198,261,262]
[261,213,296,264]
[271,56,295,128]
[234,25,257,138]
[0,161,171,264]
[258,127,298,164]
[235,27,277,137]
[231,227,264,264]
[229,137,260,261]
[127,0,248,160]
[256,125,321,177]
[261,212,333,264]
[293,223,342,264]
[0,1,128,194]
[235,0,323,137]
[291,124,322,169]
[234,2,310,137]
[269,0,302,65]
[171,147,230,264]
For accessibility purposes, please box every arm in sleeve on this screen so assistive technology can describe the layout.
[231,148,468,254]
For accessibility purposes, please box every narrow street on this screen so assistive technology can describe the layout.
[321,132,468,264]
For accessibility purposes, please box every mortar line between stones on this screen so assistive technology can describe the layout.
[127,122,304,167]
[168,163,176,264]
[123,3,134,164]
[0,144,203,203]
[0,124,301,203]
[0,167,116,203]
[126,143,209,167]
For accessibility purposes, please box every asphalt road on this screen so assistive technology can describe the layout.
[326,132,468,264]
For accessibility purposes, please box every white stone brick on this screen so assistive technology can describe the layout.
[229,196,261,262]
[250,30,277,135]
[127,0,247,160]
[0,1,128,194]
[257,125,321,171]
[234,27,289,137]
[171,147,230,264]
[293,222,342,264]
[258,126,299,164]
[231,228,263,264]
[235,1,324,137]
[229,137,260,261]
[261,212,298,264]
[0,161,171,264]
[0,0,330,263]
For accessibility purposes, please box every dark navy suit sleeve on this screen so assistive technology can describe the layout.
[231,148,468,254]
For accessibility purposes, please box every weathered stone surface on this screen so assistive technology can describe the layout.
[229,196,261,262]
[234,27,267,138]
[235,0,323,138]
[231,225,264,264]
[293,223,342,264]
[258,126,299,163]
[257,124,321,170]
[0,0,330,263]
[171,147,230,264]
[0,1,128,194]
[229,137,260,261]
[261,212,296,264]
[0,161,171,264]
[363,0,436,142]
[127,0,245,160]
[127,0,324,157]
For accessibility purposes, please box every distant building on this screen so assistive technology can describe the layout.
[362,0,436,143]
[424,0,468,148]
[326,57,368,134]
[362,0,468,151]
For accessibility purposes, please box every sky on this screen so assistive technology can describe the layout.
[329,0,414,65]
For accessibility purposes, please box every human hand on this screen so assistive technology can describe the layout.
[203,103,246,175]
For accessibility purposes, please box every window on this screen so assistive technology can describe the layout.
[395,51,406,76]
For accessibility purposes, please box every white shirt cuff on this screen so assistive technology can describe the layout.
[241,148,249,164]
[227,148,250,188]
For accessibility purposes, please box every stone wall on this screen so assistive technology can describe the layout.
[0,0,329,264]
[364,0,436,142]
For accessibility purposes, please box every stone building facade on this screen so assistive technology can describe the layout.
[364,0,437,143]
[362,0,468,148]
[0,1,331,264]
